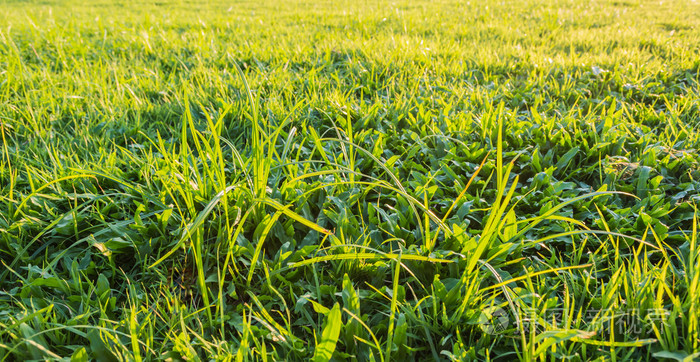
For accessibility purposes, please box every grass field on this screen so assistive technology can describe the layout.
[1,0,700,360]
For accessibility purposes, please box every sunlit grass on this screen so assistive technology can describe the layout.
[1,0,700,360]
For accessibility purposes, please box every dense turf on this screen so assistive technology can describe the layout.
[1,0,700,360]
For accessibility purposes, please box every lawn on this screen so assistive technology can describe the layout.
[1,0,700,360]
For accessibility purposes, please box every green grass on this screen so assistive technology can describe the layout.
[1,0,700,360]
